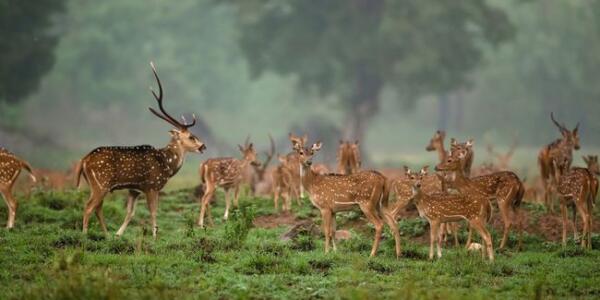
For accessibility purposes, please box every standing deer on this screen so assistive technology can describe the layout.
[538,112,580,211]
[197,140,259,228]
[582,155,599,202]
[76,62,206,237]
[0,149,36,228]
[406,166,495,261]
[294,141,401,257]
[272,155,293,212]
[553,157,594,248]
[450,138,475,177]
[337,140,361,175]
[248,134,275,196]
[449,142,524,249]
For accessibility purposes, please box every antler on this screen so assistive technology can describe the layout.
[148,62,196,129]
[550,112,567,134]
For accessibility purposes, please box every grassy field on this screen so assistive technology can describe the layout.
[1,188,600,299]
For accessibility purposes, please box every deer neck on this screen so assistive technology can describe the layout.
[161,139,187,177]
[300,164,318,194]
[437,144,447,163]
[452,169,485,196]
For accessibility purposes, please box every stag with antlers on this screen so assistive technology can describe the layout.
[197,139,259,228]
[0,149,36,228]
[76,62,205,237]
[405,166,495,261]
[337,140,361,175]
[294,141,401,257]
[538,113,580,211]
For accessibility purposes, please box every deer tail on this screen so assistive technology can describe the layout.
[381,178,390,209]
[75,159,86,189]
[21,160,37,183]
[513,180,525,211]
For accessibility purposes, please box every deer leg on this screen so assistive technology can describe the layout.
[273,185,279,211]
[145,190,159,238]
[82,189,106,234]
[560,199,568,247]
[382,210,402,258]
[570,203,579,242]
[224,188,231,220]
[330,213,337,252]
[437,223,443,258]
[233,185,240,208]
[452,223,460,247]
[470,218,494,261]
[320,209,332,253]
[1,189,17,229]
[361,204,384,257]
[198,183,215,228]
[116,190,140,236]
[465,225,473,249]
[499,198,511,249]
[428,220,439,260]
[94,199,108,234]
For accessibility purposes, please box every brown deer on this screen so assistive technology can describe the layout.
[449,143,524,249]
[197,140,259,228]
[582,155,599,202]
[337,140,361,175]
[406,166,495,261]
[538,112,580,211]
[450,138,474,177]
[554,157,594,248]
[0,149,36,228]
[76,62,206,237]
[248,134,275,196]
[272,155,293,212]
[426,130,448,163]
[283,133,308,201]
[294,141,401,257]
[486,137,518,172]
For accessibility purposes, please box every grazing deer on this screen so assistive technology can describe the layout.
[538,112,580,211]
[449,143,524,249]
[337,140,361,175]
[294,141,401,257]
[450,138,474,177]
[197,140,259,228]
[583,155,599,202]
[76,62,206,237]
[407,166,495,261]
[554,158,594,248]
[0,149,36,228]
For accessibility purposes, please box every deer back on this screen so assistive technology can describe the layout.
[308,170,385,210]
[201,157,246,187]
[415,191,484,222]
[0,149,31,186]
[81,145,178,192]
[556,167,591,197]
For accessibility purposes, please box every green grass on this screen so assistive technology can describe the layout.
[0,189,599,299]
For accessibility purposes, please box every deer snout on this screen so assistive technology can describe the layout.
[415,182,422,188]
[198,144,207,153]
[305,160,313,167]
[425,145,435,151]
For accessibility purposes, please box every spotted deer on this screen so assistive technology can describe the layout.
[486,137,518,172]
[294,141,401,258]
[0,149,36,228]
[337,140,361,175]
[553,157,594,248]
[284,133,308,201]
[197,140,259,228]
[248,134,275,196]
[582,155,599,202]
[407,166,495,261]
[272,155,293,212]
[76,62,206,237]
[538,112,580,211]
[450,138,474,177]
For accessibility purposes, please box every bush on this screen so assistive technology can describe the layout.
[222,205,255,250]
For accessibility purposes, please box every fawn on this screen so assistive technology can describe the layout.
[197,141,259,228]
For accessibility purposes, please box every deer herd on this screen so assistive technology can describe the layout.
[0,62,598,263]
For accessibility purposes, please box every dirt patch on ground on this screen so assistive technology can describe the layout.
[253,212,299,229]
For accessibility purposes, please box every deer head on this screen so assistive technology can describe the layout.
[238,142,259,166]
[294,141,322,168]
[289,133,308,151]
[551,112,580,150]
[426,130,446,152]
[148,62,206,153]
[583,155,599,175]
[435,153,464,173]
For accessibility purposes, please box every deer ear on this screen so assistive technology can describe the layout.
[238,144,244,152]
[420,166,429,175]
[312,142,322,152]
[583,155,590,164]
[403,166,411,175]
[278,155,286,163]
[466,139,474,147]
[248,143,254,149]
[450,138,457,146]
[354,140,359,145]
[573,124,579,135]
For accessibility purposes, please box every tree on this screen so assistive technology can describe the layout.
[0,0,65,104]
[227,0,514,151]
